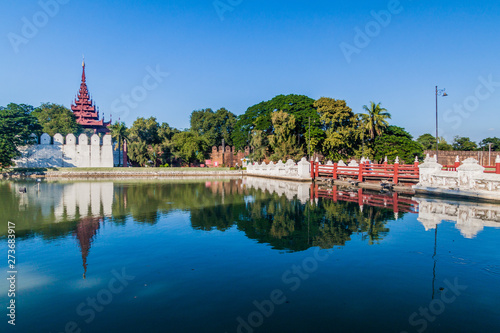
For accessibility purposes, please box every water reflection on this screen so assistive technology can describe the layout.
[2,178,500,266]
[415,197,500,238]
[74,216,102,279]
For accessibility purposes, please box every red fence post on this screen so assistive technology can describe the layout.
[332,185,338,202]
[333,163,338,180]
[454,156,460,170]
[358,162,364,182]
[310,160,315,179]
[496,157,500,174]
[315,161,320,179]
[414,158,419,178]
[393,160,399,184]
[358,188,363,207]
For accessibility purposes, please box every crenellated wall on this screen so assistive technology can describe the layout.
[210,146,250,167]
[14,133,114,168]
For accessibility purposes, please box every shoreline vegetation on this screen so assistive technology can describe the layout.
[3,96,498,170]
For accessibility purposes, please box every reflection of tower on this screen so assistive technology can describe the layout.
[73,217,103,279]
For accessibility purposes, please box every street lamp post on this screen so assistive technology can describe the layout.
[222,139,225,167]
[489,143,493,166]
[308,116,311,160]
[435,86,448,162]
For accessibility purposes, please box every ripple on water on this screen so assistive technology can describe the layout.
[482,265,500,277]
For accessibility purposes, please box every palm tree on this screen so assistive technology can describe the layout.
[109,122,128,167]
[360,102,391,141]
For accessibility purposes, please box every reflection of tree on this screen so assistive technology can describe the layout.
[191,205,236,231]
[234,191,400,251]
[313,201,393,249]
[357,207,391,245]
[1,180,400,253]
[110,181,246,226]
[238,193,311,251]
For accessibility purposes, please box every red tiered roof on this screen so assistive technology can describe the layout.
[71,60,110,133]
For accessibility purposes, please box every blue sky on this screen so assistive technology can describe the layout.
[1,0,499,143]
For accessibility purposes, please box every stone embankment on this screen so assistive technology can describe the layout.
[1,169,245,179]
[414,155,500,201]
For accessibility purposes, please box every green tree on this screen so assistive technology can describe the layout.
[249,130,268,162]
[314,97,360,161]
[0,103,41,168]
[126,117,163,166]
[438,137,453,151]
[190,107,236,148]
[232,94,318,152]
[32,103,80,136]
[268,111,303,161]
[452,136,477,151]
[416,133,436,150]
[305,115,325,159]
[127,140,149,167]
[170,131,209,165]
[158,122,180,165]
[372,126,423,163]
[127,117,160,144]
[158,122,179,143]
[108,122,128,166]
[479,137,500,151]
[359,102,391,141]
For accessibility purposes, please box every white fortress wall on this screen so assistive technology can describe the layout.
[13,133,115,168]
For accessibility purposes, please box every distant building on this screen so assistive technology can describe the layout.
[71,60,111,134]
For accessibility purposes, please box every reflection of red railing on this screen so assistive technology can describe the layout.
[310,184,419,214]
[310,161,419,183]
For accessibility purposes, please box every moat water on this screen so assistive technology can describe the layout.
[0,178,499,333]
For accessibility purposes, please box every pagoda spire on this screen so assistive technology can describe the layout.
[82,55,86,82]
[71,58,111,134]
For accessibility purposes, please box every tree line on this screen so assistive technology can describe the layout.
[1,95,498,168]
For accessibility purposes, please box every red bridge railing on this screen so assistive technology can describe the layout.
[310,160,419,183]
[442,161,500,174]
